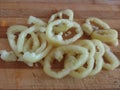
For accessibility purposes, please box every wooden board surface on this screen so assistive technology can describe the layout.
[0,0,120,89]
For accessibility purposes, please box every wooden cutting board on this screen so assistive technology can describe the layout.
[0,0,120,89]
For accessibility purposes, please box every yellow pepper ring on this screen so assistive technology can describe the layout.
[69,40,95,79]
[91,29,118,46]
[86,17,110,29]
[89,39,104,76]
[46,19,83,46]
[82,17,110,35]
[48,9,74,23]
[103,44,120,70]
[22,32,52,64]
[7,25,28,59]
[43,45,89,79]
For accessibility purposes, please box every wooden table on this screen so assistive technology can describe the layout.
[0,0,120,89]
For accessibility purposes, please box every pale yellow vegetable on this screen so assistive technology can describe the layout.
[46,19,83,46]
[48,9,74,23]
[70,40,95,79]
[43,45,89,79]
[82,17,110,35]
[89,39,105,76]
[91,29,118,46]
[103,44,120,70]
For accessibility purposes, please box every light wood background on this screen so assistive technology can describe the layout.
[0,0,120,89]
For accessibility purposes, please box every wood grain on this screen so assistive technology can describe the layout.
[0,0,120,90]
[94,0,120,5]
